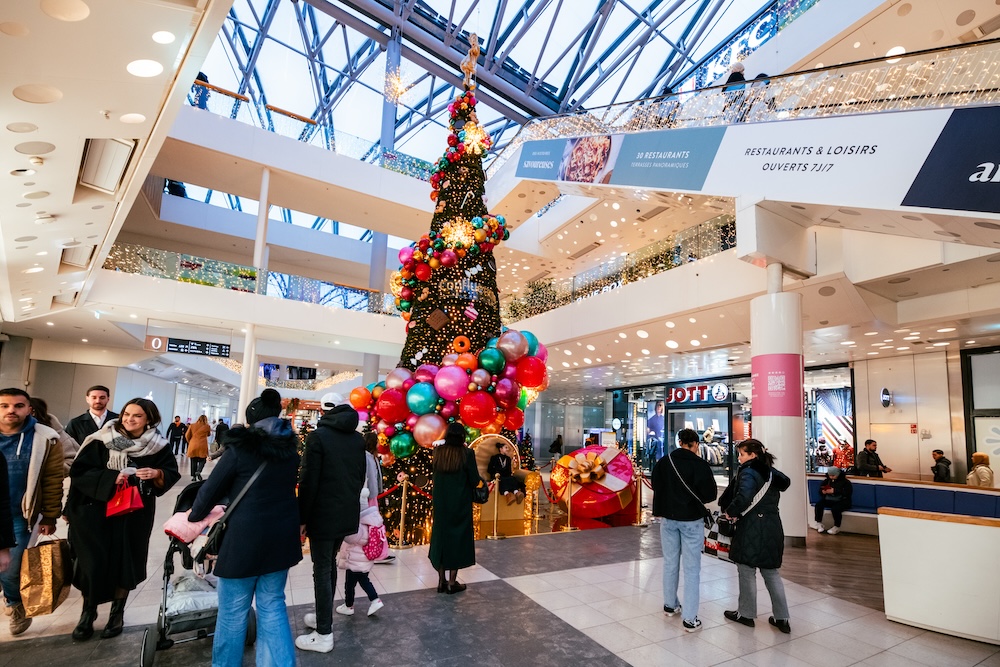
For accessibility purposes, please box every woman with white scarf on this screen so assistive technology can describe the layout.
[65,398,180,642]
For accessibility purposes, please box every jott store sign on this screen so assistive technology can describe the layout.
[664,382,731,404]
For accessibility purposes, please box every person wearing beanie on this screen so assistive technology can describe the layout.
[333,487,385,618]
[295,392,367,653]
[722,61,747,122]
[812,466,852,535]
[188,389,301,665]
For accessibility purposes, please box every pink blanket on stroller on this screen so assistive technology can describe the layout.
[163,506,225,544]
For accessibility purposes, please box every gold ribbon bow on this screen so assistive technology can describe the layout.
[568,451,606,484]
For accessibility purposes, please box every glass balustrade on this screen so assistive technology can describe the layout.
[502,215,735,322]
[102,242,397,316]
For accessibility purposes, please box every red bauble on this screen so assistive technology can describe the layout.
[504,408,525,430]
[515,356,546,388]
[459,391,497,429]
[376,388,410,424]
[414,263,432,281]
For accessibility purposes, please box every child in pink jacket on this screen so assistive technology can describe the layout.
[336,488,385,616]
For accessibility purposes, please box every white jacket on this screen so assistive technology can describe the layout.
[336,505,384,574]
[967,464,995,488]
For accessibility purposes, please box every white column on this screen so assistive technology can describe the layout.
[253,167,270,271]
[750,262,806,546]
[237,324,257,425]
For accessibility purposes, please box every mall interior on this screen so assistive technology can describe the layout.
[3,0,1000,664]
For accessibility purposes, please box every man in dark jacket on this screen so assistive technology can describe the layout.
[166,416,187,455]
[856,439,891,477]
[651,428,717,633]
[931,450,951,483]
[295,393,366,653]
[65,385,118,447]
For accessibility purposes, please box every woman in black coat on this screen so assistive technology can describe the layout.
[188,389,302,665]
[66,398,180,641]
[487,441,525,504]
[719,438,792,634]
[429,423,485,594]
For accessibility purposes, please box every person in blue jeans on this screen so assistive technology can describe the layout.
[650,427,717,632]
[189,389,301,666]
[0,388,64,637]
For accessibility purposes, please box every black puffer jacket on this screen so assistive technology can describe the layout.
[720,457,791,569]
[189,416,302,578]
[298,405,367,541]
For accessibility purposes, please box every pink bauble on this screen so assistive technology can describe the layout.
[414,364,439,383]
[440,401,458,419]
[357,410,369,422]
[375,419,391,435]
[385,426,396,437]
[398,246,414,264]
[385,367,413,390]
[406,413,419,428]
[440,249,458,266]
[441,353,459,366]
[413,413,447,448]
[434,364,471,401]
[494,378,521,409]
[501,364,518,380]
[402,378,416,391]
[535,342,549,363]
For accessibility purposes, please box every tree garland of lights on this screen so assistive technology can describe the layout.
[347,51,549,545]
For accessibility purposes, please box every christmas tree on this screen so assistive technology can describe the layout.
[347,46,549,545]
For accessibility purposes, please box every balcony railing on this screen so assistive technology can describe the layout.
[187,81,434,182]
[103,242,398,316]
[502,215,735,322]
[488,38,1000,178]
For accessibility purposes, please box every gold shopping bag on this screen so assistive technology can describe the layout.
[19,538,73,617]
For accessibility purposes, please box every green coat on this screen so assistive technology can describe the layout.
[429,448,481,570]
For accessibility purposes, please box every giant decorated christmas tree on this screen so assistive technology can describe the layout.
[348,44,549,544]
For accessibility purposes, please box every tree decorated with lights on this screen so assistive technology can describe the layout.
[347,40,549,544]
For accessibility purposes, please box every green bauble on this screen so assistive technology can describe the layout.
[390,431,418,458]
[478,347,506,374]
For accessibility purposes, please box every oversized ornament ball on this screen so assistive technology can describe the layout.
[376,388,410,424]
[434,364,471,401]
[459,390,498,428]
[412,413,447,448]
[515,356,546,388]
[478,347,506,374]
[385,367,413,390]
[470,368,492,388]
[521,330,540,356]
[414,364,439,383]
[497,330,529,361]
[349,387,372,410]
[389,431,418,458]
[493,378,520,409]
[406,381,439,415]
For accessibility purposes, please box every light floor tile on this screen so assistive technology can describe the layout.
[549,603,615,630]
[618,641,698,667]
[658,633,740,666]
[587,620,654,653]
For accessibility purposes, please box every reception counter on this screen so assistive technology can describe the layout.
[878,507,1000,645]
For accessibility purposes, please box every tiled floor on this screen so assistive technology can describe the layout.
[2,457,999,666]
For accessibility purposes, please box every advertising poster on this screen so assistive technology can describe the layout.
[514,138,567,180]
[902,106,1000,214]
[610,127,726,191]
[751,353,804,417]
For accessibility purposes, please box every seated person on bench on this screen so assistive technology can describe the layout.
[811,467,852,535]
[488,442,525,505]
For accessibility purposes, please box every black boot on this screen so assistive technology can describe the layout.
[100,597,126,639]
[72,600,98,641]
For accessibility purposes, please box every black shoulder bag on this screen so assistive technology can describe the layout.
[194,461,267,564]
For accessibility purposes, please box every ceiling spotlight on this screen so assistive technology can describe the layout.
[28,156,44,166]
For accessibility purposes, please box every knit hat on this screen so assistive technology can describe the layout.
[826,466,842,476]
[731,62,745,73]
[246,388,282,425]
[320,393,344,412]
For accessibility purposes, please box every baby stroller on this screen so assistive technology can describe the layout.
[139,480,255,666]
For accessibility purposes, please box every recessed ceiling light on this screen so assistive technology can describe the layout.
[563,349,572,355]
[885,46,906,63]
[688,317,696,323]
[701,334,707,339]
[586,344,595,351]
[152,30,175,44]
[932,342,949,347]
[35,251,47,256]
[81,338,88,343]
[130,313,137,319]
[903,335,919,341]
[18,297,31,302]
[636,330,648,338]
[936,327,955,333]
[618,333,627,339]
[690,340,700,347]
[967,340,977,344]
[120,113,146,124]
[126,59,164,77]
[22,267,43,273]
[665,321,675,328]
[46,322,53,326]
[864,331,878,336]
[666,340,679,349]
[896,346,910,351]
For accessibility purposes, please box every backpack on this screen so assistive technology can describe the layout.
[362,524,389,561]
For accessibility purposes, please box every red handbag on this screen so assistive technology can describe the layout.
[106,482,144,517]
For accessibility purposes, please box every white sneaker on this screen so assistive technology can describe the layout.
[812,522,824,532]
[303,612,316,628]
[295,631,333,653]
[335,604,354,616]
[367,598,383,616]
[827,526,841,535]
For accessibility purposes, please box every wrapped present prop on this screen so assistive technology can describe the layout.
[19,537,73,617]
[550,445,636,519]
